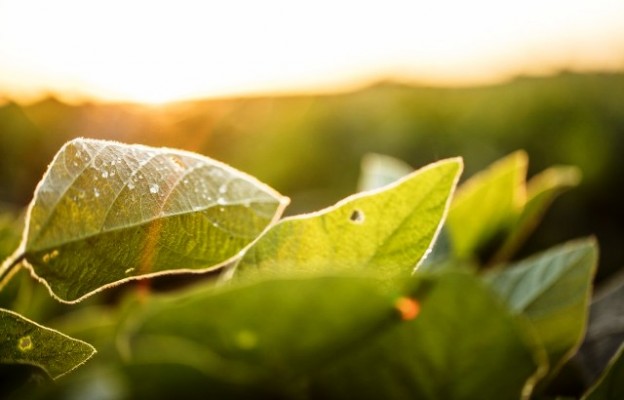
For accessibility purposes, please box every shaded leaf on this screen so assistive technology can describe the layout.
[311,273,546,400]
[485,239,598,379]
[3,138,288,302]
[123,275,403,390]
[447,151,527,260]
[235,158,462,279]
[0,308,96,379]
[491,166,581,263]
[357,153,413,192]
[582,341,624,400]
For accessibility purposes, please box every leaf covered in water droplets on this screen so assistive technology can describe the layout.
[0,308,96,379]
[11,138,289,302]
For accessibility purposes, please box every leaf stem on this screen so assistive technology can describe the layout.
[0,252,25,291]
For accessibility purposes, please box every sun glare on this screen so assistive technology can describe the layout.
[0,0,623,104]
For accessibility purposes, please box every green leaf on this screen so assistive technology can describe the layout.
[311,273,546,400]
[0,308,96,379]
[491,165,581,264]
[122,275,402,389]
[357,153,413,192]
[583,342,624,400]
[235,158,462,279]
[447,151,527,260]
[4,138,288,303]
[484,239,598,379]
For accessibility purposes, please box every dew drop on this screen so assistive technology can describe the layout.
[218,207,225,213]
[94,188,100,198]
[73,161,79,167]
[127,181,135,190]
[149,183,160,194]
[124,268,135,274]
[183,179,189,185]
[18,336,33,352]
[50,249,59,259]
[218,184,227,194]
[42,253,51,263]
[101,170,109,179]
[217,197,227,205]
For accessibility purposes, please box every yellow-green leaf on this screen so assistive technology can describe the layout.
[0,308,96,379]
[4,138,288,302]
[235,158,462,279]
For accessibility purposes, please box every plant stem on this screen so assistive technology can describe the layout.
[0,252,25,291]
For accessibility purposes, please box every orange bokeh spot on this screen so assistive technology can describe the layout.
[395,297,421,321]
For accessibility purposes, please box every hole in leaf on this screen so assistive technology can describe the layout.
[349,209,365,224]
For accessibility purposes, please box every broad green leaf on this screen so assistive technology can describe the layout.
[357,153,413,192]
[583,342,624,400]
[491,166,581,264]
[234,158,462,279]
[447,151,527,260]
[122,276,403,390]
[484,239,598,379]
[0,308,96,379]
[3,138,288,302]
[311,273,546,400]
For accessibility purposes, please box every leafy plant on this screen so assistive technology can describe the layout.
[0,138,619,399]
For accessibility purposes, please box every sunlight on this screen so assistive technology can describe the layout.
[0,0,623,104]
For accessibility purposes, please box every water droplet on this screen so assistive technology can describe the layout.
[138,174,144,180]
[349,209,365,224]
[127,181,135,190]
[50,249,59,259]
[42,253,51,263]
[218,184,227,194]
[18,336,33,352]
[217,197,227,205]
[73,161,79,167]
[183,179,189,185]
[94,188,100,198]
[218,207,225,213]
[101,170,109,179]
[235,330,258,349]
[149,183,160,194]
[124,268,135,274]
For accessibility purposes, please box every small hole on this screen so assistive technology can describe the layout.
[349,209,365,223]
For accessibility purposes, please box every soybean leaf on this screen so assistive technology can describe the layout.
[310,273,546,400]
[583,342,624,400]
[2,138,288,303]
[0,308,96,379]
[484,239,598,379]
[491,166,581,264]
[234,158,462,279]
[447,151,527,260]
[122,275,404,392]
[357,153,413,192]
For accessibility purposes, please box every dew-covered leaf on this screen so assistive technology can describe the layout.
[310,273,546,400]
[122,275,402,389]
[234,158,462,280]
[0,308,96,379]
[447,151,527,260]
[491,165,581,264]
[11,138,289,302]
[583,342,624,400]
[357,153,413,192]
[484,239,598,378]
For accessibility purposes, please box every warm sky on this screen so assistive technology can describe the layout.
[1,0,623,104]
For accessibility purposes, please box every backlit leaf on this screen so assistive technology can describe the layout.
[311,273,546,400]
[583,342,624,400]
[6,138,288,302]
[447,151,527,260]
[0,308,96,379]
[357,153,413,192]
[491,165,581,263]
[234,158,462,279]
[485,239,598,378]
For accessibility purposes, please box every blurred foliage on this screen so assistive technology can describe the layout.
[1,71,623,281]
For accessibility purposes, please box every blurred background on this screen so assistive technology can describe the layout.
[1,0,623,282]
